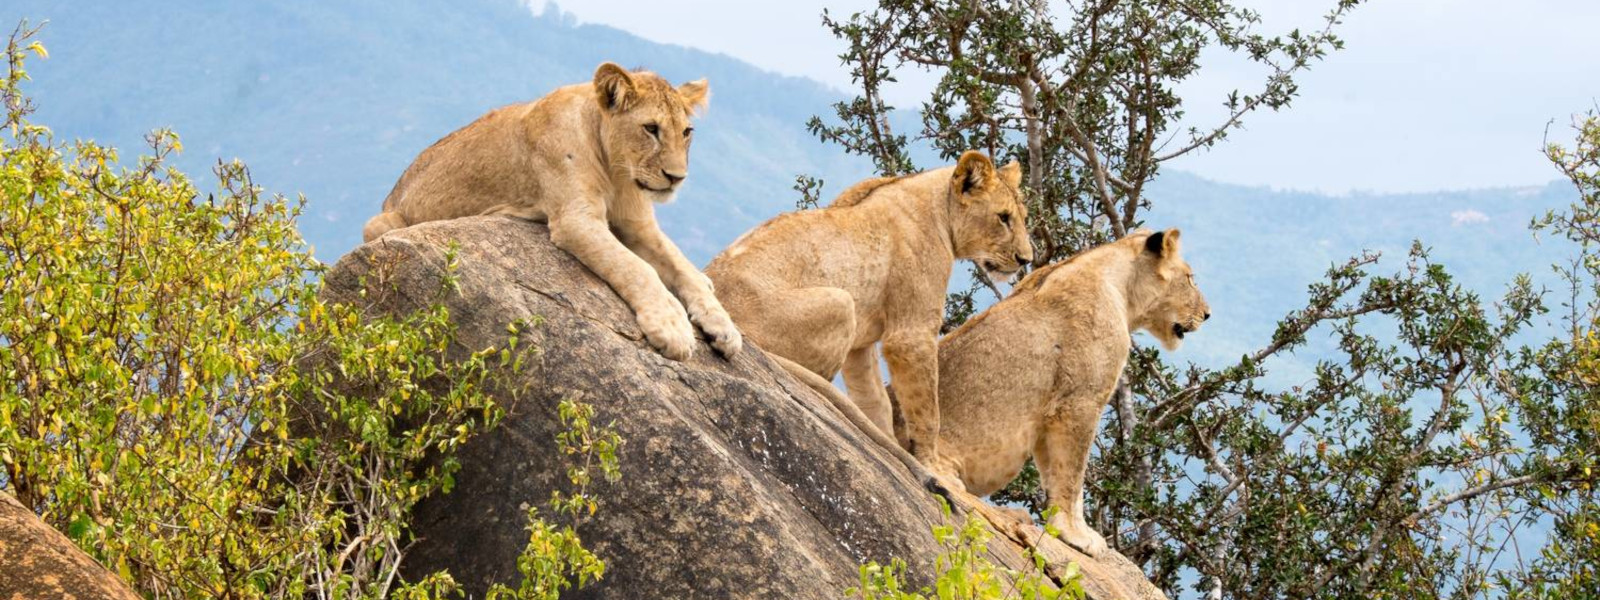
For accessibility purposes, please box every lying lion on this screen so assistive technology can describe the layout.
[363,63,740,361]
[706,152,1033,486]
[935,229,1209,556]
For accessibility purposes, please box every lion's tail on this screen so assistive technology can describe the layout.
[765,352,949,499]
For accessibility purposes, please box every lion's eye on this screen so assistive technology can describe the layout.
[998,212,1011,225]
[683,127,694,137]
[643,123,659,137]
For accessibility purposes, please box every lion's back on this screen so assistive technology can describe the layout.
[381,85,592,224]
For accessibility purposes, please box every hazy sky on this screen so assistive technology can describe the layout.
[533,0,1599,194]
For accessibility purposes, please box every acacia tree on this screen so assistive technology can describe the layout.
[812,0,1361,302]
[812,2,1598,598]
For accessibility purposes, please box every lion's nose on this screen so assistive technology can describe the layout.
[1204,312,1211,322]
[1014,253,1030,266]
[662,169,686,185]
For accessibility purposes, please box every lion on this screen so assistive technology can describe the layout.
[931,228,1209,556]
[362,63,740,361]
[705,151,1034,487]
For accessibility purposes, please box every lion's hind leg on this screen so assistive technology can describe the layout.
[362,212,409,242]
[738,286,856,379]
[843,345,896,440]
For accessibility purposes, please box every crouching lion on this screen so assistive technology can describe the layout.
[363,62,740,361]
[706,151,1033,488]
[934,229,1209,556]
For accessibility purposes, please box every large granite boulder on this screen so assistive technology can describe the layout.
[325,216,1162,599]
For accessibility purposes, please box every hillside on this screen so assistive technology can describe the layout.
[2,0,874,261]
[1144,172,1576,372]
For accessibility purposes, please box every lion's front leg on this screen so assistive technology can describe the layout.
[551,212,696,360]
[614,217,743,357]
[1035,408,1110,557]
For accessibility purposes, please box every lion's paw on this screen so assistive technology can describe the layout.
[1049,512,1108,557]
[687,298,743,357]
[636,302,696,361]
[926,472,967,499]
[925,457,968,495]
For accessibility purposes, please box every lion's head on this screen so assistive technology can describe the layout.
[592,62,709,203]
[1131,228,1210,350]
[948,151,1034,282]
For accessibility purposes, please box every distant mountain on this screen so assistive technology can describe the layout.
[1144,173,1575,374]
[4,0,875,262]
[2,0,1578,370]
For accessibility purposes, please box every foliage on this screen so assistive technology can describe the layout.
[1496,111,1600,599]
[986,460,1046,518]
[0,24,610,599]
[486,398,622,599]
[814,0,1362,262]
[794,174,827,211]
[1109,245,1560,598]
[818,2,1600,598]
[849,501,1085,600]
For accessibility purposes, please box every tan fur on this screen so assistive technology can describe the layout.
[830,175,909,208]
[363,63,738,361]
[706,151,1034,485]
[935,229,1210,557]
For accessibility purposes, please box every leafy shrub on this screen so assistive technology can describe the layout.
[487,398,622,600]
[848,502,1085,600]
[0,23,609,599]
[1498,111,1600,599]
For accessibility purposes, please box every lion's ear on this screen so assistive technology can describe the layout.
[1144,228,1182,258]
[952,151,996,199]
[593,62,636,112]
[678,79,710,115]
[999,161,1022,187]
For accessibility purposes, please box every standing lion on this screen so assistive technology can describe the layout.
[363,63,740,361]
[935,229,1209,556]
[706,152,1033,486]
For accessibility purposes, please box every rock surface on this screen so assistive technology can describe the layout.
[0,492,141,600]
[325,216,1164,599]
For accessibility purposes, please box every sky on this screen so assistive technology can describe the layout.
[530,0,1600,195]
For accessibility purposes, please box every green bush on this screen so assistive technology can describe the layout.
[0,24,609,598]
[849,502,1085,600]
[487,398,621,600]
[1500,111,1600,599]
